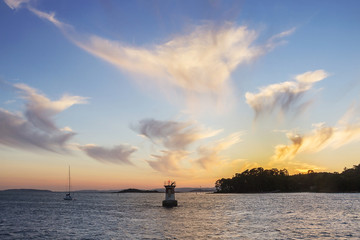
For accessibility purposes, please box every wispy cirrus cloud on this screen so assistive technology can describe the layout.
[1,82,140,165]
[132,118,242,173]
[147,150,189,173]
[196,131,243,169]
[245,70,329,119]
[79,144,137,165]
[0,83,87,152]
[4,0,28,9]
[146,132,242,174]
[132,118,221,150]
[5,1,294,108]
[14,83,87,132]
[266,27,296,49]
[272,124,333,162]
[272,104,360,162]
[27,6,69,29]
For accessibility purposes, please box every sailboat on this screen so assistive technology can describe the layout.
[64,166,72,200]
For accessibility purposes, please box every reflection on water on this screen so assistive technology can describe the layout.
[0,192,359,239]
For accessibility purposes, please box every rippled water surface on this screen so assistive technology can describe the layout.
[0,192,359,239]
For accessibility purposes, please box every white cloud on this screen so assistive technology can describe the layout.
[147,150,189,173]
[27,6,68,29]
[65,24,263,94]
[5,2,294,109]
[70,25,295,109]
[14,83,88,132]
[135,118,243,173]
[245,70,328,119]
[0,83,86,152]
[331,104,360,148]
[146,131,242,173]
[79,144,137,165]
[266,27,296,49]
[0,108,75,152]
[132,118,221,150]
[4,0,28,10]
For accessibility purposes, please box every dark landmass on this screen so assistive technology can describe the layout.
[189,188,215,192]
[152,187,215,193]
[1,189,52,193]
[114,188,159,193]
[215,163,360,193]
[73,190,113,193]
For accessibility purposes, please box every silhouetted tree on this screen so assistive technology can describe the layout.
[215,164,360,193]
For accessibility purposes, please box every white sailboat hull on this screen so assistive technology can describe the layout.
[64,194,72,200]
[64,166,73,200]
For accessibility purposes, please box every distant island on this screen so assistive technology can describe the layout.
[189,188,214,192]
[1,189,53,193]
[215,163,360,193]
[114,188,159,193]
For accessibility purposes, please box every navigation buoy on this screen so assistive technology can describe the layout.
[162,180,178,207]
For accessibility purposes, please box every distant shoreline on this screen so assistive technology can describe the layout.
[1,189,359,195]
[2,188,359,194]
[0,187,215,193]
[0,189,53,193]
[113,188,159,193]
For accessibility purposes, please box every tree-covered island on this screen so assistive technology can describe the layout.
[215,164,360,193]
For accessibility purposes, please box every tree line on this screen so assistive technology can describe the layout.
[215,164,360,193]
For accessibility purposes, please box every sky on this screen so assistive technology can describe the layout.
[1,0,360,191]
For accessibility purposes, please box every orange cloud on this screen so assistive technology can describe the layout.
[272,105,360,162]
[196,132,243,169]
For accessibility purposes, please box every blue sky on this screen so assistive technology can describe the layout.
[1,0,360,190]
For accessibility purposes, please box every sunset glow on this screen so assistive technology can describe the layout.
[1,0,360,190]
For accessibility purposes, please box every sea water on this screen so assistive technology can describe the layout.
[0,192,359,239]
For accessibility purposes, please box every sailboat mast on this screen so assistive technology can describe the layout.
[68,165,71,194]
[63,165,73,200]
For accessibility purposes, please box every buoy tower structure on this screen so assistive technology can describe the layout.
[162,180,178,207]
